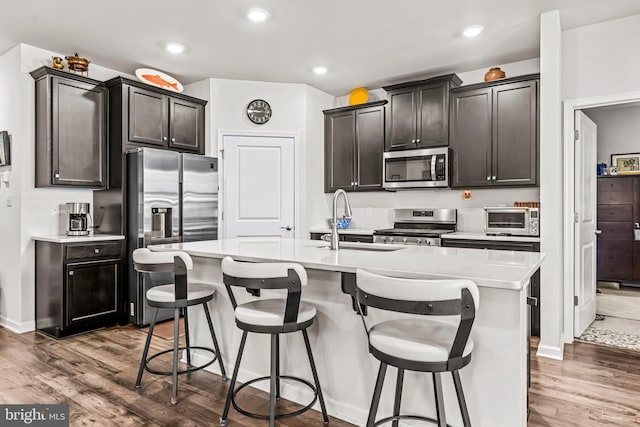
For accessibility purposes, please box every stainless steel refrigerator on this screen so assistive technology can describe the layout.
[127,148,218,326]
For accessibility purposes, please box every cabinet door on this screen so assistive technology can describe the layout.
[386,88,417,151]
[416,82,447,148]
[492,81,538,186]
[355,105,384,190]
[325,111,355,192]
[128,87,168,146]
[169,97,203,153]
[51,77,106,188]
[450,88,492,188]
[66,260,120,327]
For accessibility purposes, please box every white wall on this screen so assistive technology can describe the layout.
[538,10,564,360]
[0,44,131,332]
[584,105,640,164]
[562,14,640,101]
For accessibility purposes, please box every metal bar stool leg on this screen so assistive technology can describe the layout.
[392,368,404,427]
[275,334,281,399]
[452,370,472,427]
[302,329,329,424]
[203,302,227,379]
[136,307,158,388]
[220,331,248,426]
[367,362,387,427]
[269,334,278,427]
[183,307,191,366]
[432,372,447,427]
[171,307,181,405]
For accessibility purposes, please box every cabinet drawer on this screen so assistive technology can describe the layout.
[597,222,634,240]
[597,177,633,193]
[66,241,122,261]
[597,205,632,222]
[597,258,633,281]
[597,239,633,261]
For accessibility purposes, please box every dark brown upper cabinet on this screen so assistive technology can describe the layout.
[324,100,387,193]
[382,74,462,151]
[106,77,206,155]
[450,74,539,188]
[31,67,107,189]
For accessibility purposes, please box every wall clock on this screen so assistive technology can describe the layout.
[247,99,272,124]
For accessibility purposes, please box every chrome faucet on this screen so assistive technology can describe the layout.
[331,189,353,250]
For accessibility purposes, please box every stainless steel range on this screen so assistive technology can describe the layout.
[373,208,456,246]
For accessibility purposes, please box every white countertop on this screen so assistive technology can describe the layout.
[149,238,544,291]
[444,232,541,243]
[32,234,125,243]
[308,227,375,235]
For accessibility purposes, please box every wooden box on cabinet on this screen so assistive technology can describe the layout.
[450,74,539,188]
[324,100,387,192]
[105,77,206,155]
[31,67,107,188]
[35,240,124,338]
[382,74,461,151]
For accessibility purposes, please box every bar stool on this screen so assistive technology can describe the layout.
[133,248,226,404]
[355,269,479,427]
[219,256,329,427]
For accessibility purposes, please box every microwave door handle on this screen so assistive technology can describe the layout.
[431,156,437,181]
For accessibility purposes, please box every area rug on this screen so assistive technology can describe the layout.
[595,292,640,321]
[578,325,640,351]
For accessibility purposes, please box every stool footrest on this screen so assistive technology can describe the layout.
[374,414,454,426]
[231,375,319,420]
[144,346,219,376]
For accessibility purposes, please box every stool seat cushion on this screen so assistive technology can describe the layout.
[369,318,474,363]
[146,282,215,303]
[235,298,316,327]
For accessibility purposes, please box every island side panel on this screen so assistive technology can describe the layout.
[185,256,528,427]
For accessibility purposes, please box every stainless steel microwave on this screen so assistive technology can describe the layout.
[383,147,449,189]
[484,207,540,236]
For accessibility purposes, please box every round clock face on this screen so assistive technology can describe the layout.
[247,99,272,124]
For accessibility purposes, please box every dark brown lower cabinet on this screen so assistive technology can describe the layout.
[441,238,541,337]
[36,240,124,338]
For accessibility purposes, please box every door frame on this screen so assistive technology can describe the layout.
[217,129,301,240]
[562,90,640,344]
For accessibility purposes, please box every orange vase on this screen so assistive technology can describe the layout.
[484,67,506,82]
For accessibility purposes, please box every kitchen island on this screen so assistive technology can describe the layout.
[149,238,544,427]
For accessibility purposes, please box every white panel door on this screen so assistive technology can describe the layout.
[222,135,295,239]
[574,110,598,336]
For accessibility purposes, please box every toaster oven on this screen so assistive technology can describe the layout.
[484,207,539,236]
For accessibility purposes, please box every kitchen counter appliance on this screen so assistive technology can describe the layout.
[383,147,449,189]
[373,208,456,246]
[127,148,218,325]
[484,207,539,236]
[66,202,90,236]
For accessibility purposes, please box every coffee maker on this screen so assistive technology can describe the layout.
[66,202,90,236]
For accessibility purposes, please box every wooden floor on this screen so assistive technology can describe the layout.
[1,327,640,426]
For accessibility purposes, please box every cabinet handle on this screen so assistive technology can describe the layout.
[94,248,100,254]
[416,139,420,143]
[163,137,167,141]
[486,176,491,181]
[171,138,176,142]
[54,173,60,179]
[355,181,358,186]
[69,271,74,276]
[492,176,496,180]
[411,139,416,143]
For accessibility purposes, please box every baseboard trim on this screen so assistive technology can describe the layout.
[0,316,36,334]
[536,342,564,360]
[186,350,366,425]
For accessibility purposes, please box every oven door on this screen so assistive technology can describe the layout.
[484,209,531,235]
[383,147,449,189]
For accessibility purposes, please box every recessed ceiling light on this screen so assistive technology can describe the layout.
[248,8,269,22]
[166,42,186,54]
[463,25,484,38]
[313,66,328,75]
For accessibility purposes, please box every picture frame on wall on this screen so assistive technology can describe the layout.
[0,131,10,166]
[611,153,640,173]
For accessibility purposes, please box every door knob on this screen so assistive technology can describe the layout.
[280,226,293,231]
[595,230,602,235]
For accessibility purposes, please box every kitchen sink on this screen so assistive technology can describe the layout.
[307,243,405,252]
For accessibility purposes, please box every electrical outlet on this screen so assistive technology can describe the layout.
[6,193,12,207]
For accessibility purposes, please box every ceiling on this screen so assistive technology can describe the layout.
[1,1,639,96]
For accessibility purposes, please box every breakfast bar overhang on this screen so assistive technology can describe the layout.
[150,238,545,427]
